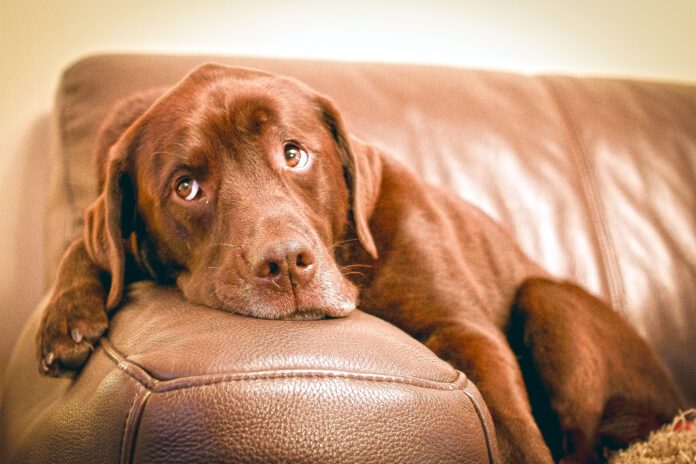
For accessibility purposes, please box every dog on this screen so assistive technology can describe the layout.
[37,63,683,463]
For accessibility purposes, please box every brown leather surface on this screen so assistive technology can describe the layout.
[1,282,498,463]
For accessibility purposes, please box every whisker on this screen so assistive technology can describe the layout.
[330,238,358,251]
[339,264,373,270]
[341,271,368,279]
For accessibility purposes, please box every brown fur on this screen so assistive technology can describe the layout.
[37,64,683,463]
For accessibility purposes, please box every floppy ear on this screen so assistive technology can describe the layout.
[318,96,382,259]
[83,136,135,310]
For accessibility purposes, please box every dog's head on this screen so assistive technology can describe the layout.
[84,64,381,320]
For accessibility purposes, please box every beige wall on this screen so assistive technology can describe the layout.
[0,0,694,374]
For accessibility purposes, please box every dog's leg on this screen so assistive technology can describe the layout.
[509,277,683,463]
[425,322,554,463]
[36,238,109,376]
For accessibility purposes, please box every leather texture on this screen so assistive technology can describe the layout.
[1,54,695,462]
[1,283,498,463]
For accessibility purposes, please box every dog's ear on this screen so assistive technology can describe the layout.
[83,135,136,310]
[84,90,162,310]
[317,96,382,259]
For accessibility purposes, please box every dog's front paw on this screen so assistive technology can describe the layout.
[36,285,108,377]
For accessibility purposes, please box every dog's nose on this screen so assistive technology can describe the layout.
[253,239,316,287]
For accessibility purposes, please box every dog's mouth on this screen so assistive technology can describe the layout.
[283,311,328,321]
[218,290,358,321]
[259,304,354,321]
[179,265,359,321]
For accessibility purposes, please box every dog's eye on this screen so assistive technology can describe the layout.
[175,176,200,201]
[284,143,310,169]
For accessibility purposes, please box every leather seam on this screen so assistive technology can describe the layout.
[463,390,496,464]
[101,338,469,393]
[541,77,626,313]
[119,385,150,464]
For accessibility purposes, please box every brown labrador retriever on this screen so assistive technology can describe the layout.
[37,64,683,463]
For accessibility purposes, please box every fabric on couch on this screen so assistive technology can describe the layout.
[47,54,696,403]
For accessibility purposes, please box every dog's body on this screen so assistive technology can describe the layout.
[37,64,683,463]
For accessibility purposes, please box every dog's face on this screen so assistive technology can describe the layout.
[85,65,380,320]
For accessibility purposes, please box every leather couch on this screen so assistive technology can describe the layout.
[1,54,695,463]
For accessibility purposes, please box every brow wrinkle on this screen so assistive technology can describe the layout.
[207,242,241,249]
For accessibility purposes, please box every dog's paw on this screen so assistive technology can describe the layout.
[36,285,108,377]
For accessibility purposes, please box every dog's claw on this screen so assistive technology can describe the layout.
[71,328,83,344]
[36,275,108,376]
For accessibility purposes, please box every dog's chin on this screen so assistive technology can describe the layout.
[280,311,331,321]
[208,288,357,320]
[230,301,356,321]
[181,271,359,321]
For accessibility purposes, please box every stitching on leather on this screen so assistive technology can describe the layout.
[101,338,469,393]
[541,77,626,313]
[463,389,496,464]
[104,342,160,389]
[103,338,124,364]
[120,387,151,464]
[119,389,138,464]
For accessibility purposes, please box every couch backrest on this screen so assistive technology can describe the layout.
[47,54,696,403]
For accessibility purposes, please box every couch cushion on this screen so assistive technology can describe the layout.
[1,282,498,463]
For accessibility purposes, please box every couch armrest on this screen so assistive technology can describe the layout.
[1,282,499,463]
